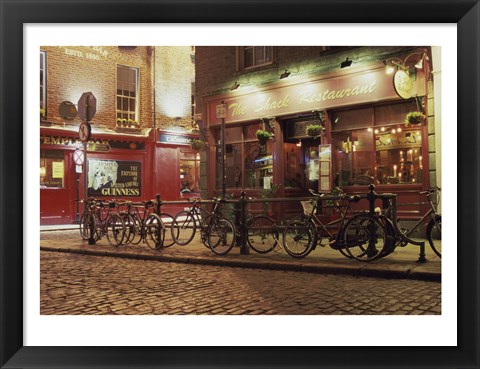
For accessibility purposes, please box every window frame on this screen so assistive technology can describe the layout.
[331,103,425,187]
[40,50,46,113]
[116,64,139,121]
[236,46,275,71]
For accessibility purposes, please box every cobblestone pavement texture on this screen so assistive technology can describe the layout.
[40,250,441,316]
[40,229,441,282]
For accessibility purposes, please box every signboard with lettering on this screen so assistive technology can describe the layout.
[40,136,145,150]
[207,68,419,125]
[87,159,141,197]
[158,133,193,145]
[393,70,415,99]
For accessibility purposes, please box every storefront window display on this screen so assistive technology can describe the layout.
[215,123,274,190]
[332,103,424,187]
[180,150,200,194]
[40,150,64,188]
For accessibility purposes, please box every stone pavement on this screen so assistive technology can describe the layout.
[40,225,441,282]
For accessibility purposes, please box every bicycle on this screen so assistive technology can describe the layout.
[171,197,236,255]
[86,199,125,247]
[119,200,175,248]
[128,200,165,250]
[79,198,99,241]
[282,189,391,261]
[381,186,441,258]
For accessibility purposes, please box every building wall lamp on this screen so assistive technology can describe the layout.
[280,69,291,79]
[340,58,353,68]
[383,51,427,76]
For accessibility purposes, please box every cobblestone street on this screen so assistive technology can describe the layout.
[41,251,441,315]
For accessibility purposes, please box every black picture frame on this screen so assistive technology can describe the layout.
[1,1,478,368]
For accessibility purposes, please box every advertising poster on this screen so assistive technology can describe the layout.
[87,159,141,197]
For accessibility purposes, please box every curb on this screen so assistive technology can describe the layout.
[40,246,441,282]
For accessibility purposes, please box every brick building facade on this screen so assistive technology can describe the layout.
[40,46,197,225]
[194,46,439,219]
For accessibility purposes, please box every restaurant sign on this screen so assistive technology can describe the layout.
[207,68,405,124]
[158,133,193,145]
[87,159,141,197]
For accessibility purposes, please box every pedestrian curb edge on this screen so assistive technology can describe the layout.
[40,246,441,282]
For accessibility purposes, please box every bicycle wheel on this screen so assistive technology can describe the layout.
[199,214,213,248]
[247,215,278,254]
[343,213,387,261]
[171,211,197,246]
[208,218,236,255]
[130,214,143,245]
[121,214,137,245]
[79,212,98,241]
[282,216,317,258]
[427,215,441,257]
[145,213,165,250]
[106,214,125,247]
[159,213,175,247]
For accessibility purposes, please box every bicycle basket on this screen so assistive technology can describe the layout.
[301,200,315,216]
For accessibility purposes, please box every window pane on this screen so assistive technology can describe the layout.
[180,159,199,194]
[245,141,273,189]
[254,46,265,65]
[244,47,253,68]
[284,143,302,189]
[333,130,374,186]
[216,143,243,189]
[40,150,64,188]
[375,128,423,184]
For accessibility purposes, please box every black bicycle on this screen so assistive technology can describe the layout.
[283,188,391,261]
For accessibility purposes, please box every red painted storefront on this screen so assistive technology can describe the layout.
[40,127,199,225]
[202,52,433,219]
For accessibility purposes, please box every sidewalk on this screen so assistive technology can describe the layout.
[40,227,441,282]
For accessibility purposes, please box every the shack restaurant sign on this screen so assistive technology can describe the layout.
[207,68,421,125]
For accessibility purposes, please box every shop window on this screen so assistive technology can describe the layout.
[116,65,138,121]
[332,104,423,186]
[237,47,274,71]
[215,123,274,190]
[375,129,423,185]
[332,130,374,186]
[40,150,64,188]
[40,51,46,112]
[180,150,200,194]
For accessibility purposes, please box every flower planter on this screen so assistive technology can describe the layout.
[404,111,426,127]
[306,124,323,137]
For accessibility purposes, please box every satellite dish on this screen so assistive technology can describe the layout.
[59,101,77,120]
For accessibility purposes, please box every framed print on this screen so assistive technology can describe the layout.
[1,1,479,368]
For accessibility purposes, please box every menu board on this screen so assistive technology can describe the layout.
[318,144,332,193]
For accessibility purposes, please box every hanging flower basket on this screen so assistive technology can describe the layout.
[404,111,426,127]
[256,130,272,145]
[190,139,205,150]
[306,124,323,137]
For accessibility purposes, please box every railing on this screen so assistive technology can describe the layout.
[80,184,429,262]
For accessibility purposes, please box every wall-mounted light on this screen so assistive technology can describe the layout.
[340,58,353,68]
[230,82,240,91]
[383,51,427,75]
[296,139,302,147]
[280,69,291,79]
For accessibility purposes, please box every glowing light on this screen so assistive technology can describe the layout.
[386,65,395,75]
[381,127,385,132]
[367,128,373,132]
[397,127,402,133]
[391,129,396,134]
[374,129,379,134]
